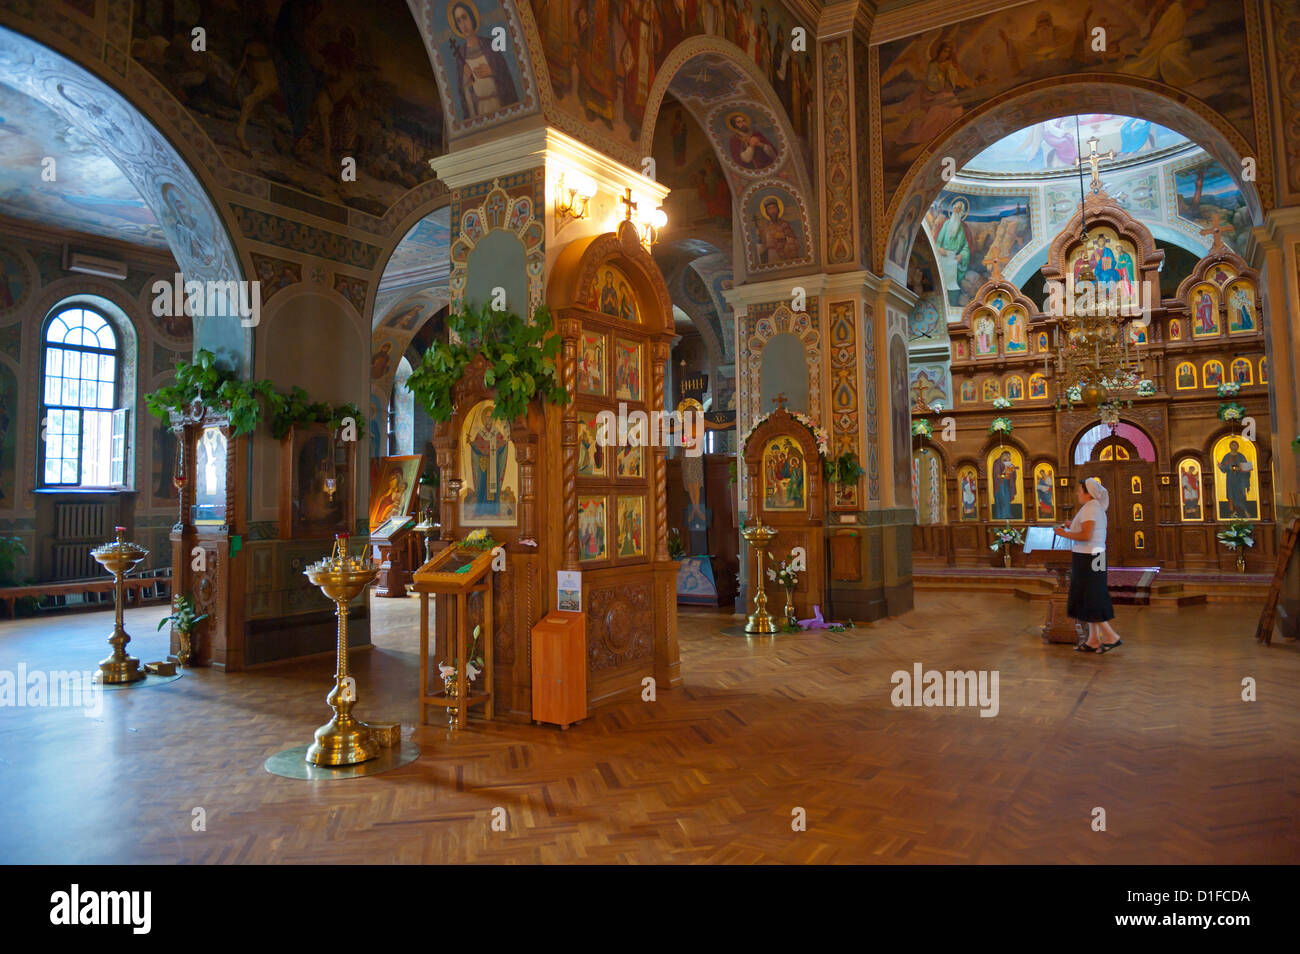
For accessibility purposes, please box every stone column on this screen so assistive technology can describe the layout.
[1254,208,1300,635]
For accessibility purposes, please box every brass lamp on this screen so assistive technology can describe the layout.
[303,534,381,766]
[91,527,149,684]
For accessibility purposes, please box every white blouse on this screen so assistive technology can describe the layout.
[1069,498,1108,555]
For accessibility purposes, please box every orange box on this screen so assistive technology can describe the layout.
[531,611,586,729]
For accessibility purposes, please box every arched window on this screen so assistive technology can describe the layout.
[41,306,123,487]
[1073,422,1156,465]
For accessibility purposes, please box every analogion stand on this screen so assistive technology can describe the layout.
[1024,527,1081,644]
[412,546,495,727]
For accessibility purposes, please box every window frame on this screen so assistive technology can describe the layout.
[38,304,124,490]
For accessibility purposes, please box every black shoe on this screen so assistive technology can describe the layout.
[1075,642,1098,652]
[1099,639,1123,654]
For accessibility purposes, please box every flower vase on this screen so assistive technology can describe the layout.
[1002,548,1012,569]
[1236,549,1246,573]
[441,671,459,726]
[175,629,192,667]
[783,586,798,629]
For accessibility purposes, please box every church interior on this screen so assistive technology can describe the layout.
[1,0,1298,873]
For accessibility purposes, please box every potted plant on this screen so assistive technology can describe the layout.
[667,528,687,561]
[911,419,933,440]
[767,554,800,630]
[824,450,866,486]
[157,594,210,667]
[989,523,1025,568]
[1216,522,1255,573]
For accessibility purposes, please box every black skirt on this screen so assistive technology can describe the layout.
[1067,551,1115,623]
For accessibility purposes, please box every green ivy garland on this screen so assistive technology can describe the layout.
[405,303,569,425]
[145,350,366,439]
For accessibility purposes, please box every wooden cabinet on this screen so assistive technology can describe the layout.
[531,612,586,729]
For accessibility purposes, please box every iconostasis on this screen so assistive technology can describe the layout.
[911,192,1275,572]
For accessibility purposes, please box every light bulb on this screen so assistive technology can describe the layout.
[648,207,668,230]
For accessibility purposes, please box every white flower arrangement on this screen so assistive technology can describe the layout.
[1136,379,1157,397]
[438,660,481,681]
[1217,381,1241,398]
[989,416,1014,435]
[768,555,799,589]
[1099,403,1121,427]
[912,419,933,439]
[992,396,1012,409]
[1066,384,1082,402]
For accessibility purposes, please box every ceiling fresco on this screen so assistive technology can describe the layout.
[0,82,167,248]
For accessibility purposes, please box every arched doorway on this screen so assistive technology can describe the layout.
[1073,421,1158,567]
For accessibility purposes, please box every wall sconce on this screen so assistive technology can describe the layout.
[637,207,668,249]
[554,170,597,223]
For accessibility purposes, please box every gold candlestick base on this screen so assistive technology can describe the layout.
[741,521,778,635]
[304,535,382,767]
[91,528,148,684]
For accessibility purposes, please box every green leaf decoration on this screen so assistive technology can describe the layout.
[144,350,366,440]
[405,303,571,426]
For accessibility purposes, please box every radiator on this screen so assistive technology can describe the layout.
[52,544,100,581]
[52,502,112,580]
[55,502,110,541]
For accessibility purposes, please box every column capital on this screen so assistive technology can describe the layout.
[817,0,872,39]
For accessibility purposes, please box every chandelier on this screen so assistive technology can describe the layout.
[1048,256,1146,409]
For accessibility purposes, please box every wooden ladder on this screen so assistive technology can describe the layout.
[1255,516,1300,644]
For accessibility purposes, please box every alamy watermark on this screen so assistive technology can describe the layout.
[151,273,261,327]
[594,405,705,457]
[891,663,999,718]
[1044,275,1155,321]
[0,664,103,717]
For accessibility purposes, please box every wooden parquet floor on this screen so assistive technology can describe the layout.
[1,592,1297,864]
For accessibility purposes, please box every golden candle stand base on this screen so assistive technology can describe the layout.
[264,739,420,781]
[96,671,183,691]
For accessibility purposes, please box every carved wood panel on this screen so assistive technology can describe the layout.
[586,581,654,672]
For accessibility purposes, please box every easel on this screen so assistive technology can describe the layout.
[1255,515,1300,645]
[412,547,495,726]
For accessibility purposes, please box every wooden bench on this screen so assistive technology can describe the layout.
[0,568,172,619]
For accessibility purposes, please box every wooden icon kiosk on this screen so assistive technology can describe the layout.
[741,401,826,622]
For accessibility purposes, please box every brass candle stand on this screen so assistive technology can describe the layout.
[91,527,149,685]
[303,534,382,766]
[413,509,440,565]
[741,521,778,635]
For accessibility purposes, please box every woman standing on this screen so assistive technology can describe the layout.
[1054,477,1123,653]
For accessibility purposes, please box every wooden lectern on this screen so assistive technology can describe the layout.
[1024,526,1081,645]
[412,546,495,727]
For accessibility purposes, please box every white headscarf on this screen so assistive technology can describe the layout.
[1085,476,1110,511]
